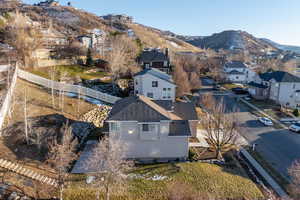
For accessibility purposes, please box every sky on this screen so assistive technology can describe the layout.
[23,0,300,46]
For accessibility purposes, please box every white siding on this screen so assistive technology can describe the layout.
[109,121,189,159]
[134,73,176,101]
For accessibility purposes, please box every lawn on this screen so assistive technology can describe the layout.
[65,162,264,200]
[28,65,111,81]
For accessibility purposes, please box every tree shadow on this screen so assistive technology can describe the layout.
[2,114,97,163]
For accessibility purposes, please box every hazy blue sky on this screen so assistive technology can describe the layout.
[23,0,300,46]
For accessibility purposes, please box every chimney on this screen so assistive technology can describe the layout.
[165,48,169,58]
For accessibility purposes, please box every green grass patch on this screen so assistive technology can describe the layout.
[65,162,264,200]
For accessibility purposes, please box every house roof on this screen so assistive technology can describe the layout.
[227,70,245,75]
[225,61,247,69]
[169,121,192,136]
[259,71,300,83]
[107,96,181,122]
[138,49,168,63]
[107,96,198,136]
[248,81,268,89]
[134,68,175,85]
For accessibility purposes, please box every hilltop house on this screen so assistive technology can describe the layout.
[248,71,300,108]
[223,61,256,83]
[36,0,59,6]
[138,48,171,74]
[77,29,106,53]
[105,95,198,162]
[101,14,133,23]
[134,68,176,101]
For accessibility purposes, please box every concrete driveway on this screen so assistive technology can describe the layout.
[197,78,300,180]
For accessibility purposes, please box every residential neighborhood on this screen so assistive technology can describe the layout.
[0,0,299,200]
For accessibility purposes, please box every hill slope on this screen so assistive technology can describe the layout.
[0,3,201,53]
[179,30,278,54]
[261,38,300,54]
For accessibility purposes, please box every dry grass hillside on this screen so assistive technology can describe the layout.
[130,23,202,52]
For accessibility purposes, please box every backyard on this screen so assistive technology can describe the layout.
[65,161,264,200]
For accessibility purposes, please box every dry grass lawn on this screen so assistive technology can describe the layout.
[65,162,264,200]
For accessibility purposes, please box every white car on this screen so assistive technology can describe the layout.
[258,117,273,126]
[289,123,300,133]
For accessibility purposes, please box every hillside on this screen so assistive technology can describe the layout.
[179,30,278,54]
[261,38,300,54]
[0,3,201,53]
[129,24,202,52]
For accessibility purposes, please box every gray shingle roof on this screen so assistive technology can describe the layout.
[225,61,247,69]
[227,70,245,75]
[259,71,300,83]
[138,49,168,63]
[134,68,175,84]
[106,96,198,136]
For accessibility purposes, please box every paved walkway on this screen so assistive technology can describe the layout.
[0,158,58,187]
[240,149,288,198]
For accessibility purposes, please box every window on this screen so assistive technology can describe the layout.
[168,88,171,91]
[135,90,138,94]
[145,63,150,68]
[293,84,296,89]
[236,76,239,79]
[152,81,158,87]
[147,92,153,98]
[142,124,155,132]
[110,122,120,132]
[135,80,138,85]
[142,124,149,132]
[163,88,167,91]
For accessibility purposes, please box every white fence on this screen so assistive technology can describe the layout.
[17,69,121,104]
[0,66,18,135]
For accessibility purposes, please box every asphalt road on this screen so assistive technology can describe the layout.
[198,78,300,181]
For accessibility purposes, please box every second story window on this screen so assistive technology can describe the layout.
[152,81,158,87]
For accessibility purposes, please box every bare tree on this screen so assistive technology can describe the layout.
[200,94,239,159]
[84,137,134,200]
[289,160,300,198]
[105,35,138,89]
[47,123,78,200]
[4,11,42,68]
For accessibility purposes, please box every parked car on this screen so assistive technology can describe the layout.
[231,87,249,95]
[213,84,221,90]
[289,123,300,133]
[258,117,273,126]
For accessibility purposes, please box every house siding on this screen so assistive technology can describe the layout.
[134,74,176,101]
[109,121,189,160]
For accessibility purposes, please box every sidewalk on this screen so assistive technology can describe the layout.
[239,98,288,129]
[240,149,288,198]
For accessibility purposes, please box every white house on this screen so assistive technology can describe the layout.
[105,95,198,162]
[134,68,176,101]
[224,61,256,83]
[249,71,300,108]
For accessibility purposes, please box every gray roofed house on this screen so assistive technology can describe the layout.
[138,48,171,74]
[259,71,300,83]
[224,61,247,69]
[223,61,256,83]
[106,95,198,162]
[134,68,176,101]
[248,70,300,108]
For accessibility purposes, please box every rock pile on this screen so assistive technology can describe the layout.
[81,106,111,128]
[0,184,31,200]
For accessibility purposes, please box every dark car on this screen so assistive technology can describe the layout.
[231,87,249,95]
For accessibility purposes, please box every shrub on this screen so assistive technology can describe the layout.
[293,109,299,117]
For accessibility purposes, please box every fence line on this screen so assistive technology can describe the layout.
[17,69,121,104]
[0,65,18,135]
